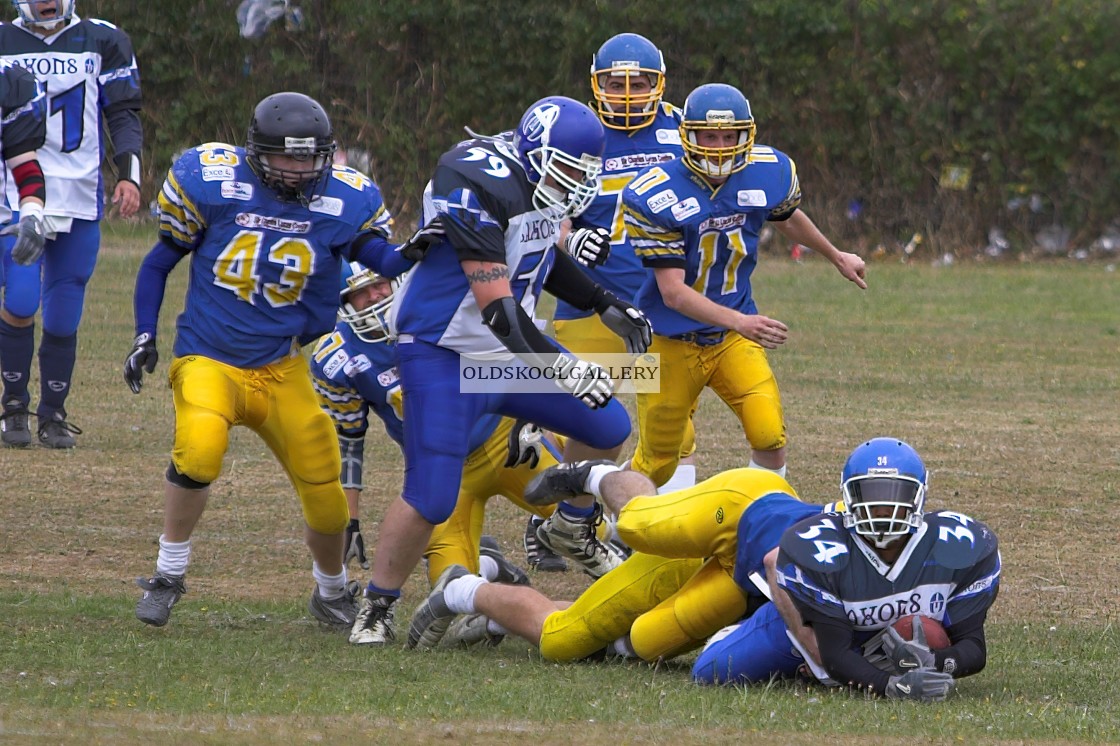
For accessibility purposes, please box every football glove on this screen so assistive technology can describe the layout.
[398,216,445,262]
[504,419,544,469]
[881,623,937,671]
[884,669,956,702]
[344,519,369,569]
[1,212,47,265]
[598,298,653,355]
[566,227,611,268]
[553,354,613,410]
[124,333,159,394]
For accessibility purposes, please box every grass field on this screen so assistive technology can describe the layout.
[1,221,1118,744]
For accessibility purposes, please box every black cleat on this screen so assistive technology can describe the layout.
[522,459,616,506]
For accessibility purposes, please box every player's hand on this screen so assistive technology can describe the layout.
[553,355,613,410]
[398,216,445,262]
[124,333,159,394]
[834,250,868,289]
[113,180,141,219]
[881,624,937,671]
[736,313,788,349]
[597,295,653,355]
[565,227,611,268]
[2,212,47,265]
[344,519,369,569]
[884,669,956,702]
[504,419,544,469]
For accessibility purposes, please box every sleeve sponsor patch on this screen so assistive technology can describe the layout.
[646,188,679,213]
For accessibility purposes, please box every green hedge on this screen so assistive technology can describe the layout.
[96,0,1120,252]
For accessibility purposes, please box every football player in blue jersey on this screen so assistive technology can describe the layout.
[312,265,596,604]
[534,33,699,569]
[0,0,142,447]
[693,438,1000,703]
[620,83,867,486]
[125,92,437,631]
[0,65,48,435]
[348,96,654,646]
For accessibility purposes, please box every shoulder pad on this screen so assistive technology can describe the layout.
[927,511,999,569]
[779,513,853,574]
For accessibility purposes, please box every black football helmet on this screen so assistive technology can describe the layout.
[245,92,337,204]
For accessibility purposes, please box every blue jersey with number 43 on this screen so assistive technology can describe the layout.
[156,142,390,368]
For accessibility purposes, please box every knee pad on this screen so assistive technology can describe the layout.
[299,479,349,535]
[166,462,210,490]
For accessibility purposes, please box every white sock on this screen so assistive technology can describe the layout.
[312,562,348,600]
[479,555,499,582]
[443,574,488,615]
[585,463,620,499]
[657,464,697,494]
[155,535,191,577]
[486,617,508,636]
[748,459,787,479]
[609,635,637,658]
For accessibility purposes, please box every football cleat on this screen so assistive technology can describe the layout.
[536,503,624,579]
[0,398,32,448]
[522,459,616,506]
[348,593,399,645]
[308,581,360,630]
[135,572,187,627]
[479,535,531,586]
[406,564,471,649]
[524,515,568,572]
[443,613,504,648]
[37,411,81,449]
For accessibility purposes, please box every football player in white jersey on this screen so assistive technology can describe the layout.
[0,0,142,447]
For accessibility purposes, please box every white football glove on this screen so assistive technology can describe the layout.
[552,354,613,409]
[565,227,611,268]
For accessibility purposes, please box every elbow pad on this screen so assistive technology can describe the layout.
[481,296,561,358]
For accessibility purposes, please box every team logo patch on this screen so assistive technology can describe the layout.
[309,196,344,216]
[344,354,373,376]
[221,181,254,201]
[202,166,235,182]
[235,212,311,233]
[737,189,767,207]
[671,197,700,221]
[655,128,682,145]
[715,507,724,524]
[376,366,400,387]
[322,350,349,378]
[646,189,678,213]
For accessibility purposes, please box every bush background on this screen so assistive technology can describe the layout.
[98,0,1120,255]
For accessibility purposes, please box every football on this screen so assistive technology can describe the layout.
[892,614,951,649]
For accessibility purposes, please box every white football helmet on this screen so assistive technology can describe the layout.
[13,0,75,31]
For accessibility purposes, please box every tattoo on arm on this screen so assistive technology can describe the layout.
[465,265,510,285]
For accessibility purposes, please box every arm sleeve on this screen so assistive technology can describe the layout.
[347,232,414,278]
[104,106,143,164]
[133,238,189,336]
[481,296,563,358]
[937,610,988,678]
[799,607,892,693]
[542,248,613,313]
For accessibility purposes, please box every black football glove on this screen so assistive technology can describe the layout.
[504,419,544,469]
[566,227,611,268]
[344,519,369,569]
[597,295,653,355]
[124,333,159,394]
[2,212,47,265]
[884,669,956,702]
[881,623,937,671]
[398,216,445,262]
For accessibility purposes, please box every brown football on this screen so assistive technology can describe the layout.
[892,614,951,649]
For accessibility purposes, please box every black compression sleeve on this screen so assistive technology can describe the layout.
[481,297,562,358]
[543,248,611,312]
[803,610,893,693]
[936,611,988,677]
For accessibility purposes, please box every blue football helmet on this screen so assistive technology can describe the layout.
[246,92,337,205]
[339,262,394,343]
[514,96,605,220]
[590,33,666,131]
[841,438,929,548]
[12,0,74,30]
[680,83,756,180]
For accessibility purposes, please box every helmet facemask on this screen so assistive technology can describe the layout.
[841,473,927,549]
[525,143,602,221]
[247,135,335,205]
[339,265,394,343]
[681,118,755,180]
[591,68,665,131]
[13,0,74,31]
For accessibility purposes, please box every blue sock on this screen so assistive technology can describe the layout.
[37,331,77,417]
[364,582,401,599]
[558,501,595,519]
[0,317,34,406]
